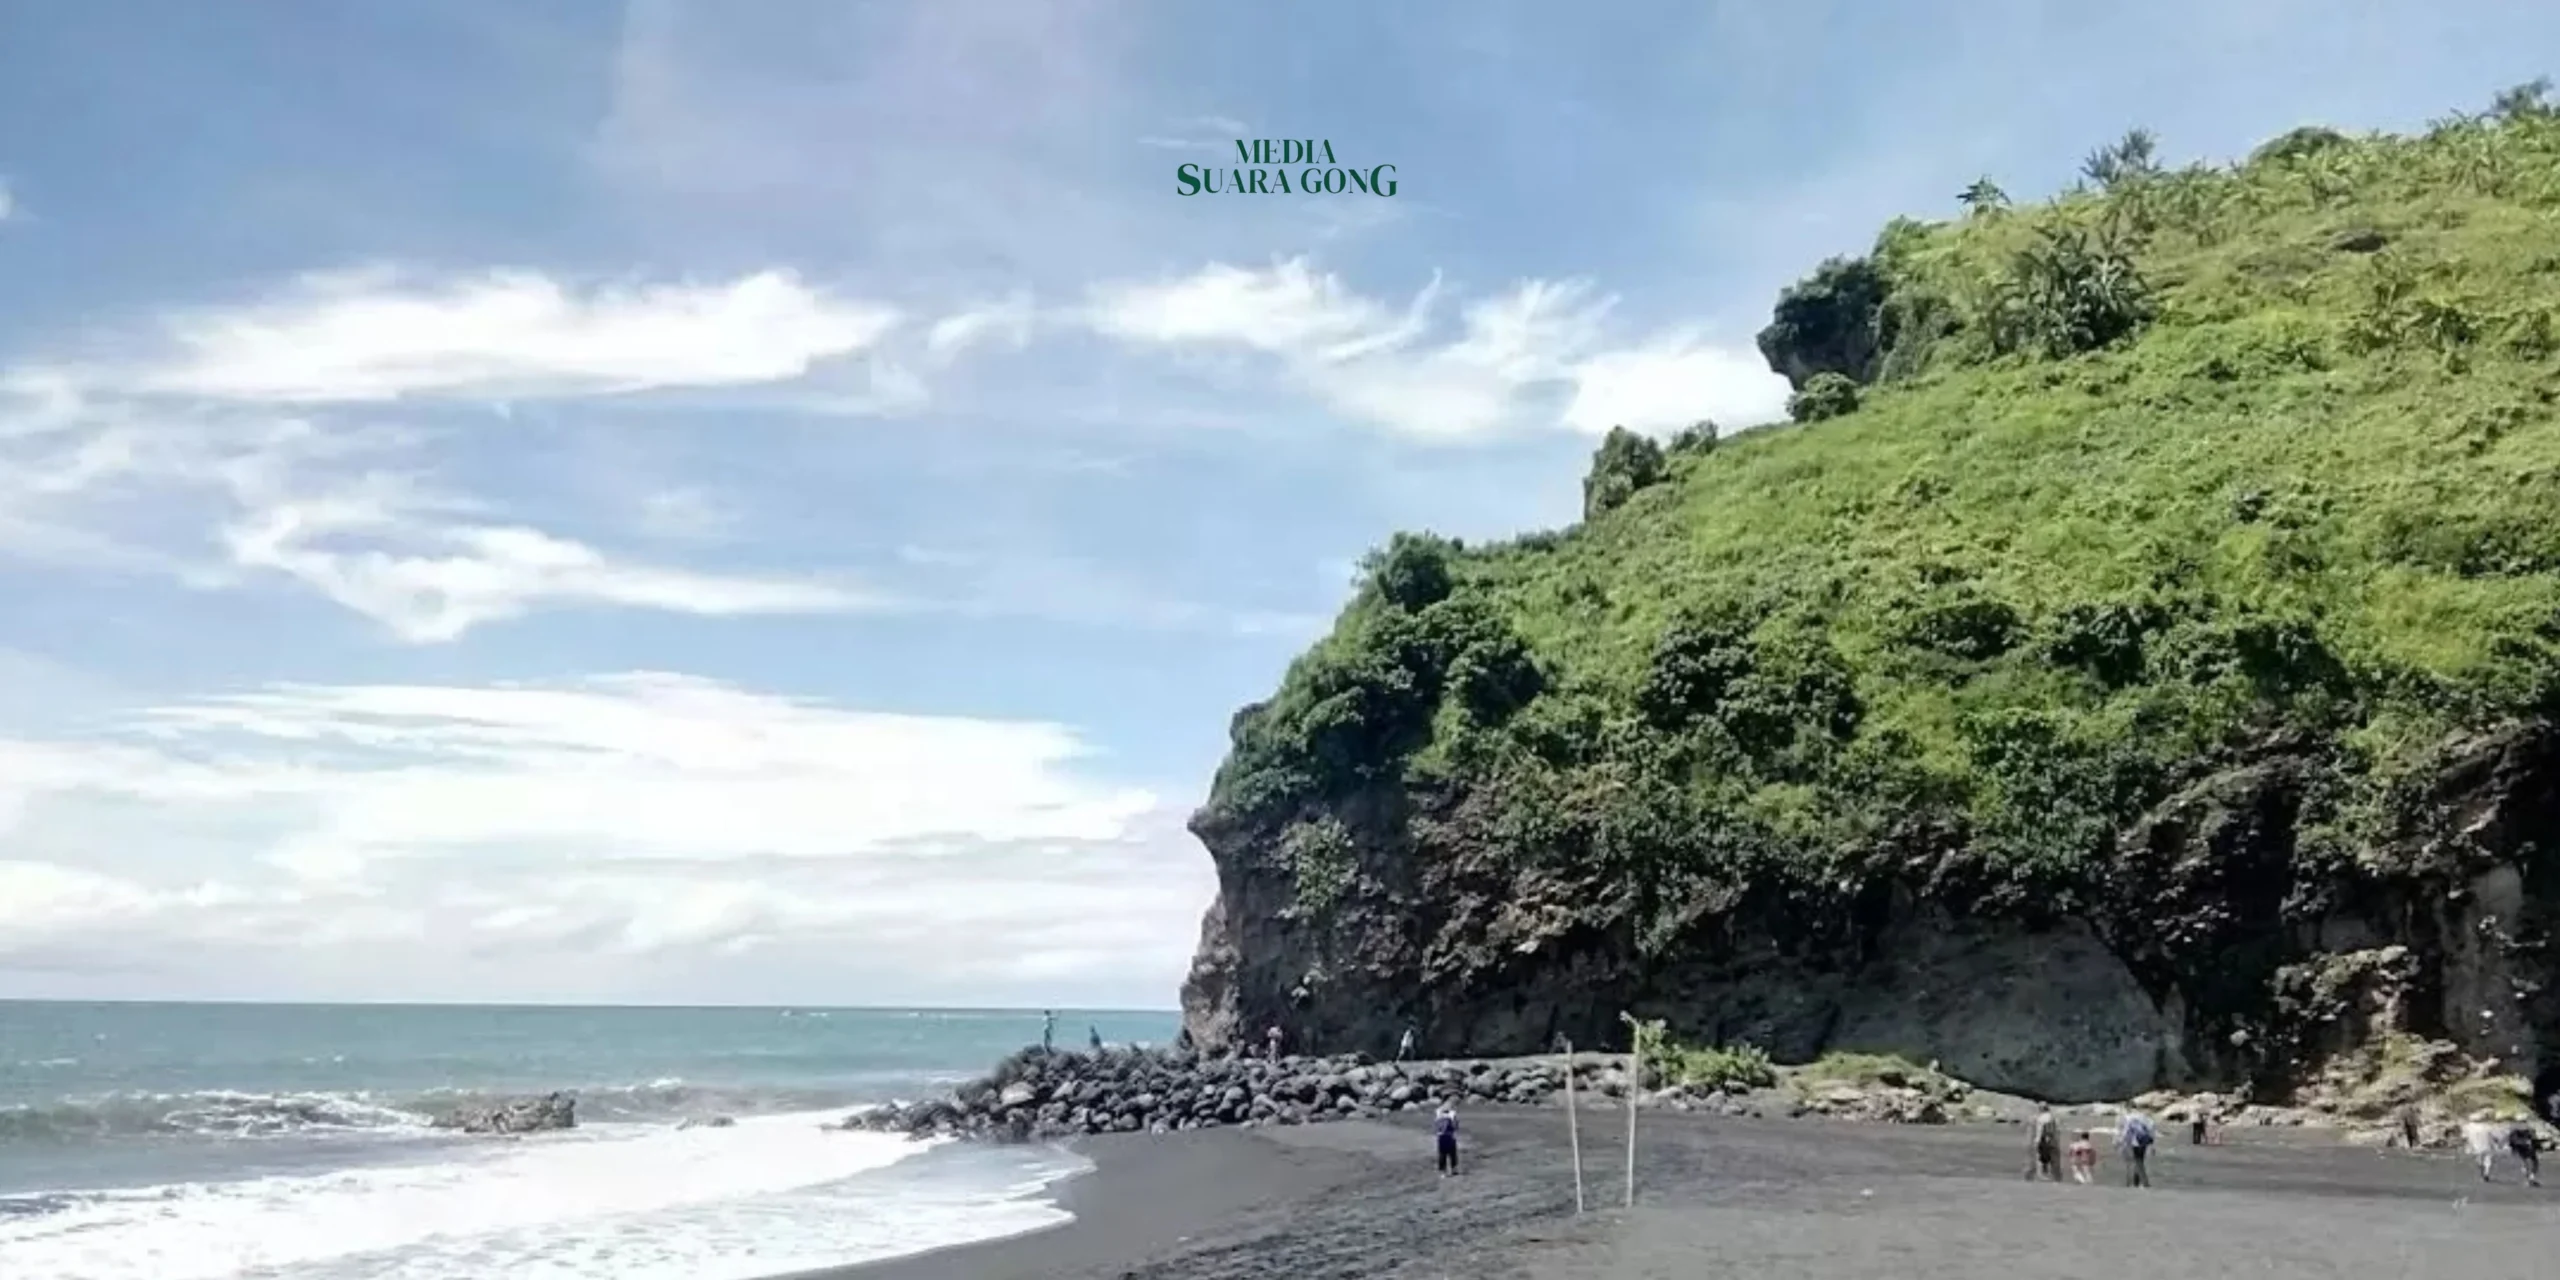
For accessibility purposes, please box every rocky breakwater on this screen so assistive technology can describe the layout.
[431,1090,577,1135]
[848,1047,1655,1144]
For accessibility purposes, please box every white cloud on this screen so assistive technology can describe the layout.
[1088,257,1775,442]
[0,673,1205,1003]
[1562,331,1793,435]
[0,264,924,644]
[924,292,1035,363]
[0,177,15,223]
[129,268,899,404]
[222,496,873,644]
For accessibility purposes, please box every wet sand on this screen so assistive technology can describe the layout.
[816,1108,2558,1280]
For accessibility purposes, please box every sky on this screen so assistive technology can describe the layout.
[0,0,2548,1009]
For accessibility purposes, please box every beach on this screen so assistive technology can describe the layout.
[828,1108,2558,1280]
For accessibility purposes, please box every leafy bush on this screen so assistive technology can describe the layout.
[1990,224,2155,357]
[1583,427,1668,519]
[1667,420,1720,456]
[1653,1039,1779,1093]
[1787,372,1862,423]
[1280,817,1358,916]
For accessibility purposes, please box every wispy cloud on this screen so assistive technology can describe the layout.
[1085,257,1788,440]
[123,268,900,404]
[924,292,1036,364]
[0,177,15,223]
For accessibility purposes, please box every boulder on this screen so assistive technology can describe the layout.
[435,1091,577,1135]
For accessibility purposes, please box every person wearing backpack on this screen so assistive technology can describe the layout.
[2118,1110,2157,1187]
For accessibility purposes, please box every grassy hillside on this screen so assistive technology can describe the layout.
[1205,85,2560,938]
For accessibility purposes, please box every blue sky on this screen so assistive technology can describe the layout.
[0,0,2547,1007]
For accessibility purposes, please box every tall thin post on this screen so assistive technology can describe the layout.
[1561,1039,1586,1214]
[1620,1013,1641,1208]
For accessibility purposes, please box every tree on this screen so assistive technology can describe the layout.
[1360,532,1460,612]
[1583,427,1667,520]
[2082,128,2161,190]
[2490,77,2554,122]
[1957,176,2010,217]
[1668,420,1720,457]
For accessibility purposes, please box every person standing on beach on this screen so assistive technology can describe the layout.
[2028,1106,2063,1181]
[1397,1024,1416,1064]
[2069,1130,2098,1184]
[2397,1101,2422,1149]
[2507,1123,2542,1187]
[1088,1025,1104,1052]
[2118,1110,2156,1188]
[1041,1010,1056,1053]
[1434,1100,1461,1176]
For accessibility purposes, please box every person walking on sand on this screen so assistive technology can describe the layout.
[2118,1110,2157,1188]
[1041,1010,1055,1053]
[1434,1099,1461,1176]
[2028,1105,2063,1181]
[2507,1123,2542,1187]
[1397,1024,1417,1064]
[2069,1130,2098,1184]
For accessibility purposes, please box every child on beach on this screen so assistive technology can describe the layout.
[2069,1131,2097,1184]
[1434,1100,1461,1176]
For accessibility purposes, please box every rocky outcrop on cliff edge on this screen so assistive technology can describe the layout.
[1181,726,2560,1106]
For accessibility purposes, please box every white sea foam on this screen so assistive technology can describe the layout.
[0,1110,1076,1280]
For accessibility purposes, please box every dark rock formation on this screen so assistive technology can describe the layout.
[1181,726,2560,1105]
[842,1047,1756,1145]
[432,1091,577,1135]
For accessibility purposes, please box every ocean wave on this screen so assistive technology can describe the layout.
[0,1110,987,1280]
[0,1079,880,1146]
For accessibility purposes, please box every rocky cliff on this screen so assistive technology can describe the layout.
[1180,97,2560,1106]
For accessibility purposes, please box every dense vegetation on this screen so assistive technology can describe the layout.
[1206,86,2560,951]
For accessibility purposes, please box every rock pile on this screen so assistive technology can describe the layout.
[846,1047,1641,1143]
[433,1091,578,1134]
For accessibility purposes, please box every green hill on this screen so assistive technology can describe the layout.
[1179,85,2560,1105]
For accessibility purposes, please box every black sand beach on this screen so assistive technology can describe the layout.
[818,1110,2558,1280]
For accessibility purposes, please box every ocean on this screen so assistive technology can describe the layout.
[0,1001,1180,1280]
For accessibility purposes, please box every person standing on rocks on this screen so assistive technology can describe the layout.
[1041,1010,1056,1053]
[1266,1024,1284,1063]
[2029,1105,2063,1181]
[2397,1101,2422,1149]
[2118,1110,2156,1188]
[1434,1099,1461,1176]
[1088,1025,1103,1052]
[1397,1024,1416,1064]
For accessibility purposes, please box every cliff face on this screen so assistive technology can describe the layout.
[1177,100,2560,1106]
[1183,727,2560,1102]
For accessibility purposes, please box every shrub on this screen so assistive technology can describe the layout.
[1787,371,1862,423]
[1654,1040,1779,1092]
[1990,224,2155,358]
[1280,817,1358,916]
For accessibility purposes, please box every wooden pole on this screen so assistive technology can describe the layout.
[1620,1013,1641,1207]
[1561,1039,1586,1214]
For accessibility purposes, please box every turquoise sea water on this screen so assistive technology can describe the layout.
[0,1001,1179,1280]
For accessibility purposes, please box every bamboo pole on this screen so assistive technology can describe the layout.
[1561,1039,1586,1214]
[1620,1012,1641,1207]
